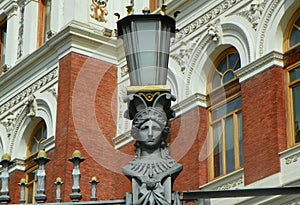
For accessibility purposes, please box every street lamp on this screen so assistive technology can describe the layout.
[117,6,182,205]
[117,8,175,86]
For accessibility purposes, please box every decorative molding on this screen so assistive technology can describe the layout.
[8,106,27,156]
[172,0,242,44]
[258,0,280,56]
[285,153,300,165]
[90,0,108,23]
[41,135,55,152]
[170,39,197,74]
[282,199,300,205]
[237,0,267,30]
[217,176,244,190]
[17,1,25,59]
[172,93,207,116]
[235,51,283,82]
[25,94,37,117]
[120,65,129,77]
[112,130,133,150]
[207,21,221,42]
[0,68,58,115]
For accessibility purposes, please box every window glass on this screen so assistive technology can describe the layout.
[292,85,300,143]
[0,20,7,70]
[212,49,241,90]
[211,97,243,179]
[28,121,47,156]
[290,15,300,48]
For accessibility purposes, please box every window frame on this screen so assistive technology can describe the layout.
[37,0,51,47]
[0,18,7,74]
[208,96,243,180]
[287,63,300,146]
[207,47,243,180]
[25,164,38,204]
[26,121,47,157]
[283,8,300,51]
[284,8,300,147]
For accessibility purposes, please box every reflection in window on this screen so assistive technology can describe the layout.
[25,120,47,203]
[289,15,300,48]
[209,47,243,179]
[289,66,300,143]
[0,19,7,73]
[28,121,47,156]
[211,48,241,90]
[211,97,243,178]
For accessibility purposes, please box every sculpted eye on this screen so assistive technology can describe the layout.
[140,125,149,130]
[152,126,161,131]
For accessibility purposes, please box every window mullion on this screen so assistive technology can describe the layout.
[233,112,240,169]
[222,119,226,176]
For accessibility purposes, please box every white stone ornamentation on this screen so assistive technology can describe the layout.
[90,0,108,23]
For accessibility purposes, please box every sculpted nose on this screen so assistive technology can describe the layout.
[148,126,153,138]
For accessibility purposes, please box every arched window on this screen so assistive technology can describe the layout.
[285,8,300,146]
[25,120,47,203]
[208,47,243,180]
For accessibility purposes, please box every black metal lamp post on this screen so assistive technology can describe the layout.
[117,6,182,205]
[117,9,175,86]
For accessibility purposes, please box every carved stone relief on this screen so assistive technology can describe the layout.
[170,39,197,74]
[173,0,242,44]
[90,0,108,23]
[17,2,25,59]
[207,21,220,42]
[237,0,267,30]
[217,176,244,190]
[0,69,58,115]
[25,95,37,117]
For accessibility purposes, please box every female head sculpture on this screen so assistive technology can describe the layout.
[131,107,170,158]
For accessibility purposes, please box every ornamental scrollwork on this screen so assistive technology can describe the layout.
[90,0,108,23]
[237,0,267,30]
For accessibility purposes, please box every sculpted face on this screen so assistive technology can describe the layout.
[138,120,163,149]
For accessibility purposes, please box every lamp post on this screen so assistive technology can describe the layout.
[118,6,182,205]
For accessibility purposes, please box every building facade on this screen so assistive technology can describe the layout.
[0,0,299,204]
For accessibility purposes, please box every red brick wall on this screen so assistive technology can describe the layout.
[241,66,287,185]
[171,106,208,190]
[46,52,131,202]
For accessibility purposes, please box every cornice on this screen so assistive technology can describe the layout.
[172,93,207,117]
[235,51,283,82]
[172,0,243,45]
[0,68,58,116]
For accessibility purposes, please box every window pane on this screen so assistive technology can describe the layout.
[238,112,244,167]
[296,17,300,27]
[223,71,235,84]
[290,27,300,48]
[211,97,241,121]
[290,66,300,82]
[225,116,235,174]
[2,28,6,66]
[27,184,33,203]
[213,122,222,177]
[36,128,42,141]
[30,142,37,155]
[293,85,300,143]
[217,58,227,73]
[212,72,221,89]
[228,53,239,69]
